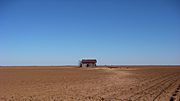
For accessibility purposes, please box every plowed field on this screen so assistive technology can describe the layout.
[0,66,180,101]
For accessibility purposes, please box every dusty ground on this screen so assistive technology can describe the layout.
[0,66,180,101]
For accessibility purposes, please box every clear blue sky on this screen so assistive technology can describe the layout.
[0,0,180,65]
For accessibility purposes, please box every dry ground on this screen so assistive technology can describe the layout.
[0,66,180,101]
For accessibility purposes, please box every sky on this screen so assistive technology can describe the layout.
[0,0,180,66]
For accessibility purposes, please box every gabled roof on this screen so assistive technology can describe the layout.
[81,59,97,63]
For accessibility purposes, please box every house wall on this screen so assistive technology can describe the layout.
[81,63,96,68]
[81,63,87,68]
[89,63,96,68]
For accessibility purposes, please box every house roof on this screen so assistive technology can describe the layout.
[81,59,97,63]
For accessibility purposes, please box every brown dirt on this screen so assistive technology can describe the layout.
[0,66,180,101]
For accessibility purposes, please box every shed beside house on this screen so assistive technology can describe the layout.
[80,59,97,68]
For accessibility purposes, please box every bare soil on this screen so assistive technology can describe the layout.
[0,66,180,101]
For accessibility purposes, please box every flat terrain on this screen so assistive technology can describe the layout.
[0,66,180,101]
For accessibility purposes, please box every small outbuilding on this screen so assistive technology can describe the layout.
[80,59,97,68]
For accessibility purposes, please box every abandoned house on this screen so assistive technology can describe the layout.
[80,59,97,68]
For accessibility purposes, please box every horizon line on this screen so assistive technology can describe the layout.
[1,64,180,67]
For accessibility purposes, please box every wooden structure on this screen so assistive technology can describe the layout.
[80,59,97,68]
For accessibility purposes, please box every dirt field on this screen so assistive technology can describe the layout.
[0,66,180,101]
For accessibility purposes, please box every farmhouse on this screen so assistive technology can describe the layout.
[80,59,97,68]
